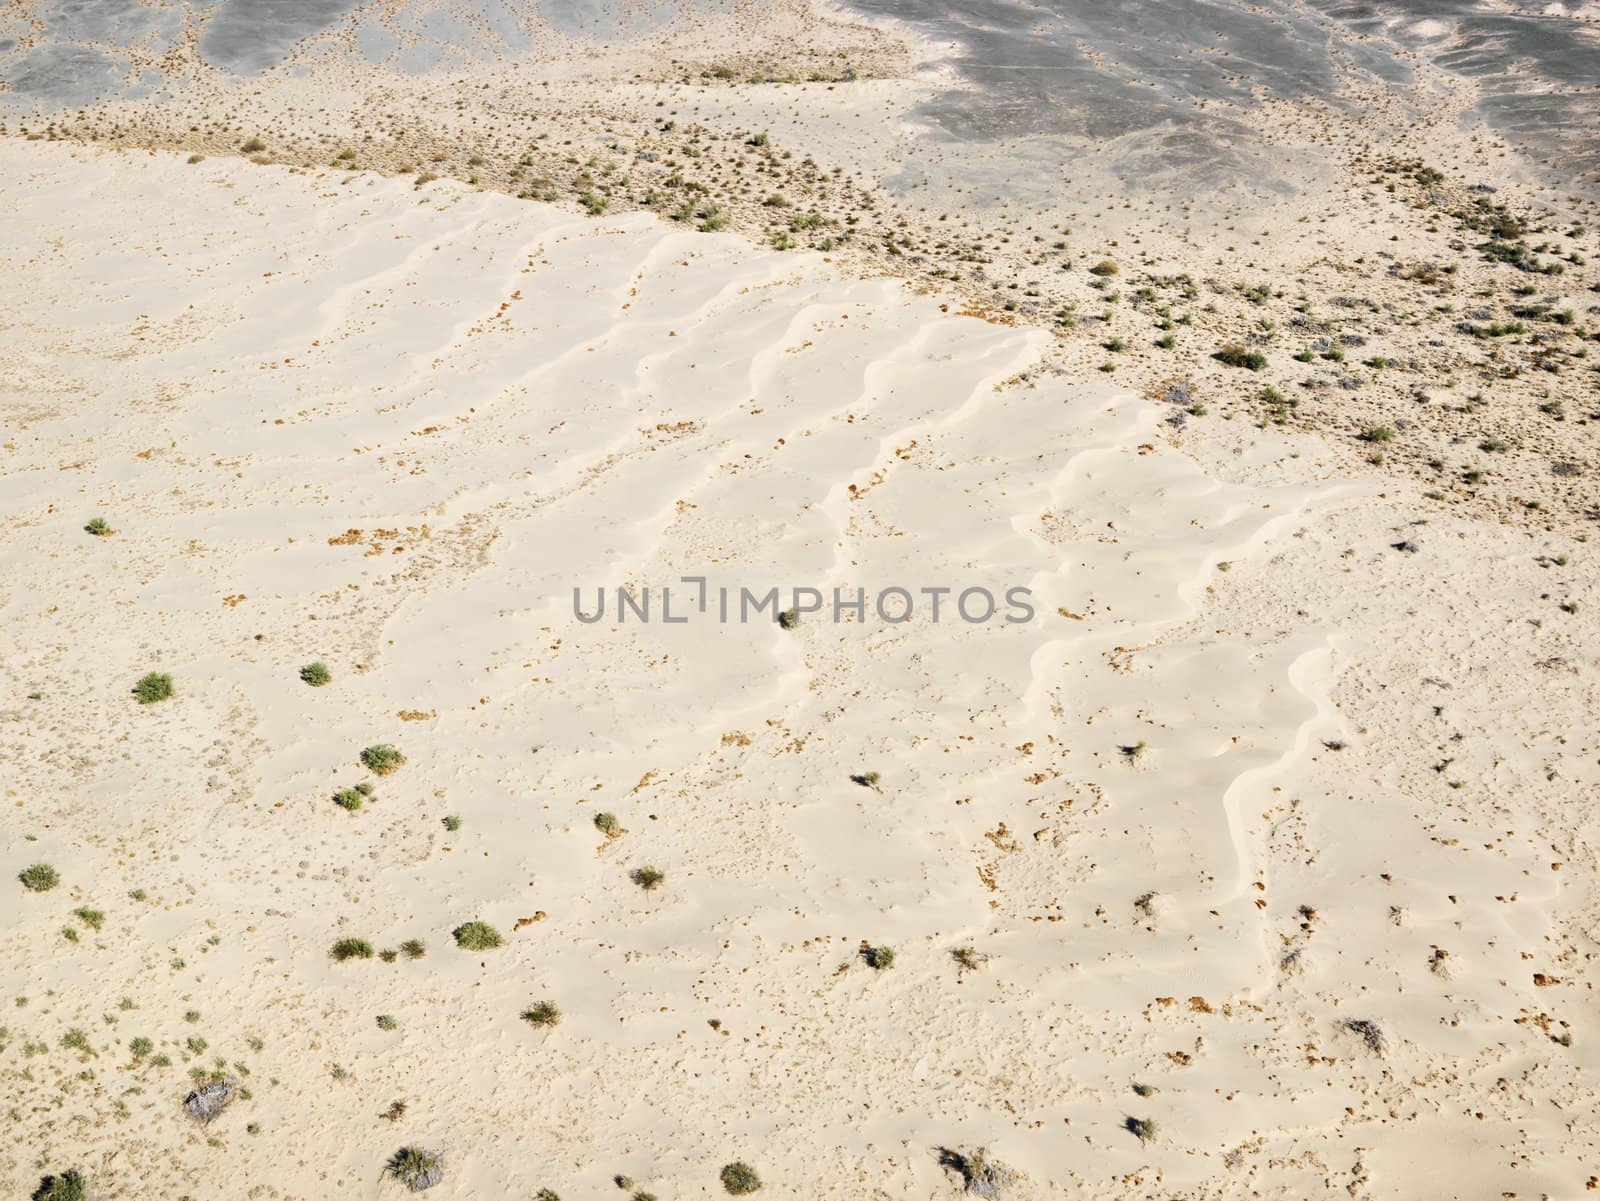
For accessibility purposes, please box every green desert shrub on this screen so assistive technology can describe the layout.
[84,517,111,537]
[32,1171,88,1201]
[240,137,266,153]
[861,944,895,970]
[1089,259,1119,276]
[330,938,375,962]
[299,662,331,687]
[20,863,59,892]
[387,1146,444,1192]
[521,1000,562,1028]
[630,866,665,891]
[720,1162,762,1194]
[594,812,621,836]
[400,938,427,960]
[332,788,364,812]
[133,672,173,704]
[1214,344,1267,370]
[361,744,405,775]
[452,921,504,951]
[1125,1116,1158,1142]
[72,907,104,931]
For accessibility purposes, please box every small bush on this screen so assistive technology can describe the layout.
[1214,345,1267,370]
[1125,1116,1158,1142]
[376,1014,398,1031]
[130,1036,153,1058]
[330,938,375,962]
[441,815,461,832]
[594,812,621,836]
[631,866,665,891]
[1089,259,1119,277]
[32,1171,88,1201]
[240,137,265,153]
[1361,425,1394,443]
[721,1162,762,1194]
[850,771,881,791]
[333,788,364,812]
[861,945,895,970]
[361,744,405,775]
[521,1000,562,1028]
[299,662,331,687]
[20,863,59,892]
[452,921,504,951]
[72,907,104,931]
[133,672,173,704]
[400,938,427,960]
[85,517,111,537]
[387,1146,444,1192]
[939,1148,1015,1198]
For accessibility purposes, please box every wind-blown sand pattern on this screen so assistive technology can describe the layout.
[3,139,1598,1199]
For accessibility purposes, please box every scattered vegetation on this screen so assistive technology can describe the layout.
[361,744,405,775]
[861,944,895,970]
[20,864,59,892]
[938,1148,1015,1198]
[1125,1116,1159,1143]
[452,921,504,951]
[299,662,331,687]
[720,1162,762,1195]
[630,866,666,892]
[387,1147,444,1192]
[1214,344,1267,370]
[31,1171,88,1201]
[329,938,375,962]
[133,672,173,704]
[521,1001,562,1028]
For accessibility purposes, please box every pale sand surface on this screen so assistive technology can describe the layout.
[2,139,1599,1199]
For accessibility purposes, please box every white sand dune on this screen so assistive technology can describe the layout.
[2,141,1596,1200]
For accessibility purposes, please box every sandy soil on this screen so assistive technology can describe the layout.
[3,133,1598,1201]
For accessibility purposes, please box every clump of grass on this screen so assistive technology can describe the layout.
[1344,1018,1388,1054]
[376,1014,398,1031]
[400,938,427,960]
[1120,740,1147,761]
[84,517,111,537]
[72,907,104,931]
[299,662,331,687]
[850,771,882,791]
[594,812,622,837]
[31,1170,89,1201]
[382,1099,408,1122]
[1124,1116,1158,1143]
[720,1162,762,1194]
[521,1000,562,1028]
[240,137,266,153]
[452,921,504,951]
[333,788,364,812]
[630,866,665,891]
[20,863,59,892]
[938,1148,1015,1198]
[441,815,461,832]
[129,1036,153,1058]
[133,672,173,704]
[1361,425,1394,443]
[777,608,799,629]
[361,744,405,775]
[1214,344,1267,370]
[1089,259,1119,277]
[387,1146,444,1192]
[951,946,987,972]
[330,938,375,962]
[861,944,895,970]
